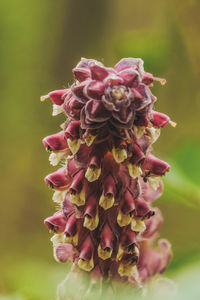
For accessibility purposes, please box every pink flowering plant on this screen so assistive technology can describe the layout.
[41,58,175,297]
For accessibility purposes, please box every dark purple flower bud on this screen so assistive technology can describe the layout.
[142,72,166,87]
[69,169,85,195]
[73,67,91,82]
[98,224,114,260]
[71,81,90,100]
[151,110,170,128]
[121,229,136,249]
[44,211,67,233]
[65,214,77,237]
[135,197,153,218]
[89,62,109,81]
[63,94,84,119]
[114,58,144,76]
[121,190,136,215]
[85,80,105,99]
[40,89,69,105]
[65,120,81,139]
[63,194,74,218]
[141,155,170,176]
[78,235,94,271]
[99,174,116,210]
[43,131,68,152]
[132,84,152,111]
[118,69,139,86]
[84,99,111,123]
[45,167,71,189]
[129,142,145,165]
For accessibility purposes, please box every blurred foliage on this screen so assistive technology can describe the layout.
[0,0,200,299]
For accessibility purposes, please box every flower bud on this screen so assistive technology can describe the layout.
[85,153,102,182]
[69,170,86,206]
[44,211,67,233]
[85,80,105,99]
[65,121,81,155]
[99,175,116,210]
[43,131,68,152]
[78,235,94,272]
[89,62,109,81]
[73,67,91,82]
[135,197,152,219]
[98,224,113,260]
[65,214,79,246]
[141,155,170,176]
[151,111,170,128]
[83,195,99,231]
[40,89,68,105]
[45,167,71,189]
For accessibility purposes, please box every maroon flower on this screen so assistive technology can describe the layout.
[41,57,174,290]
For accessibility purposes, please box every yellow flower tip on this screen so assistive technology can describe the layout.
[117,210,132,227]
[85,166,101,182]
[99,193,114,210]
[65,235,73,244]
[116,244,124,261]
[40,94,49,102]
[70,188,85,206]
[147,176,161,191]
[72,231,79,246]
[97,244,112,260]
[160,78,166,85]
[127,164,142,179]
[83,213,99,231]
[84,134,96,147]
[131,217,146,233]
[112,147,127,163]
[78,257,94,272]
[67,138,81,155]
[169,120,177,128]
[133,126,146,139]
[118,260,136,277]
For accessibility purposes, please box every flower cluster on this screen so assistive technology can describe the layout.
[41,58,173,287]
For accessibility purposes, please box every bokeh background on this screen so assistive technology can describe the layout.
[1,0,200,299]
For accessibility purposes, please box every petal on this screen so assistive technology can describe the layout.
[44,211,67,233]
[85,99,111,122]
[114,58,144,76]
[45,167,71,189]
[112,106,135,125]
[132,84,152,111]
[151,110,170,128]
[89,62,109,81]
[141,155,170,176]
[41,89,69,105]
[118,68,140,86]
[84,80,105,99]
[73,67,91,82]
[63,94,84,119]
[43,131,68,151]
[65,120,81,139]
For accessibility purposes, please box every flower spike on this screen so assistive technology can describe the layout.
[41,57,173,292]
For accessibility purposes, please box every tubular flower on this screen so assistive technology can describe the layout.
[42,57,174,288]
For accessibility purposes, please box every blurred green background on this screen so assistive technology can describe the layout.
[1,0,200,299]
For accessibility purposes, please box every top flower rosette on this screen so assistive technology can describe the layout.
[41,58,174,136]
